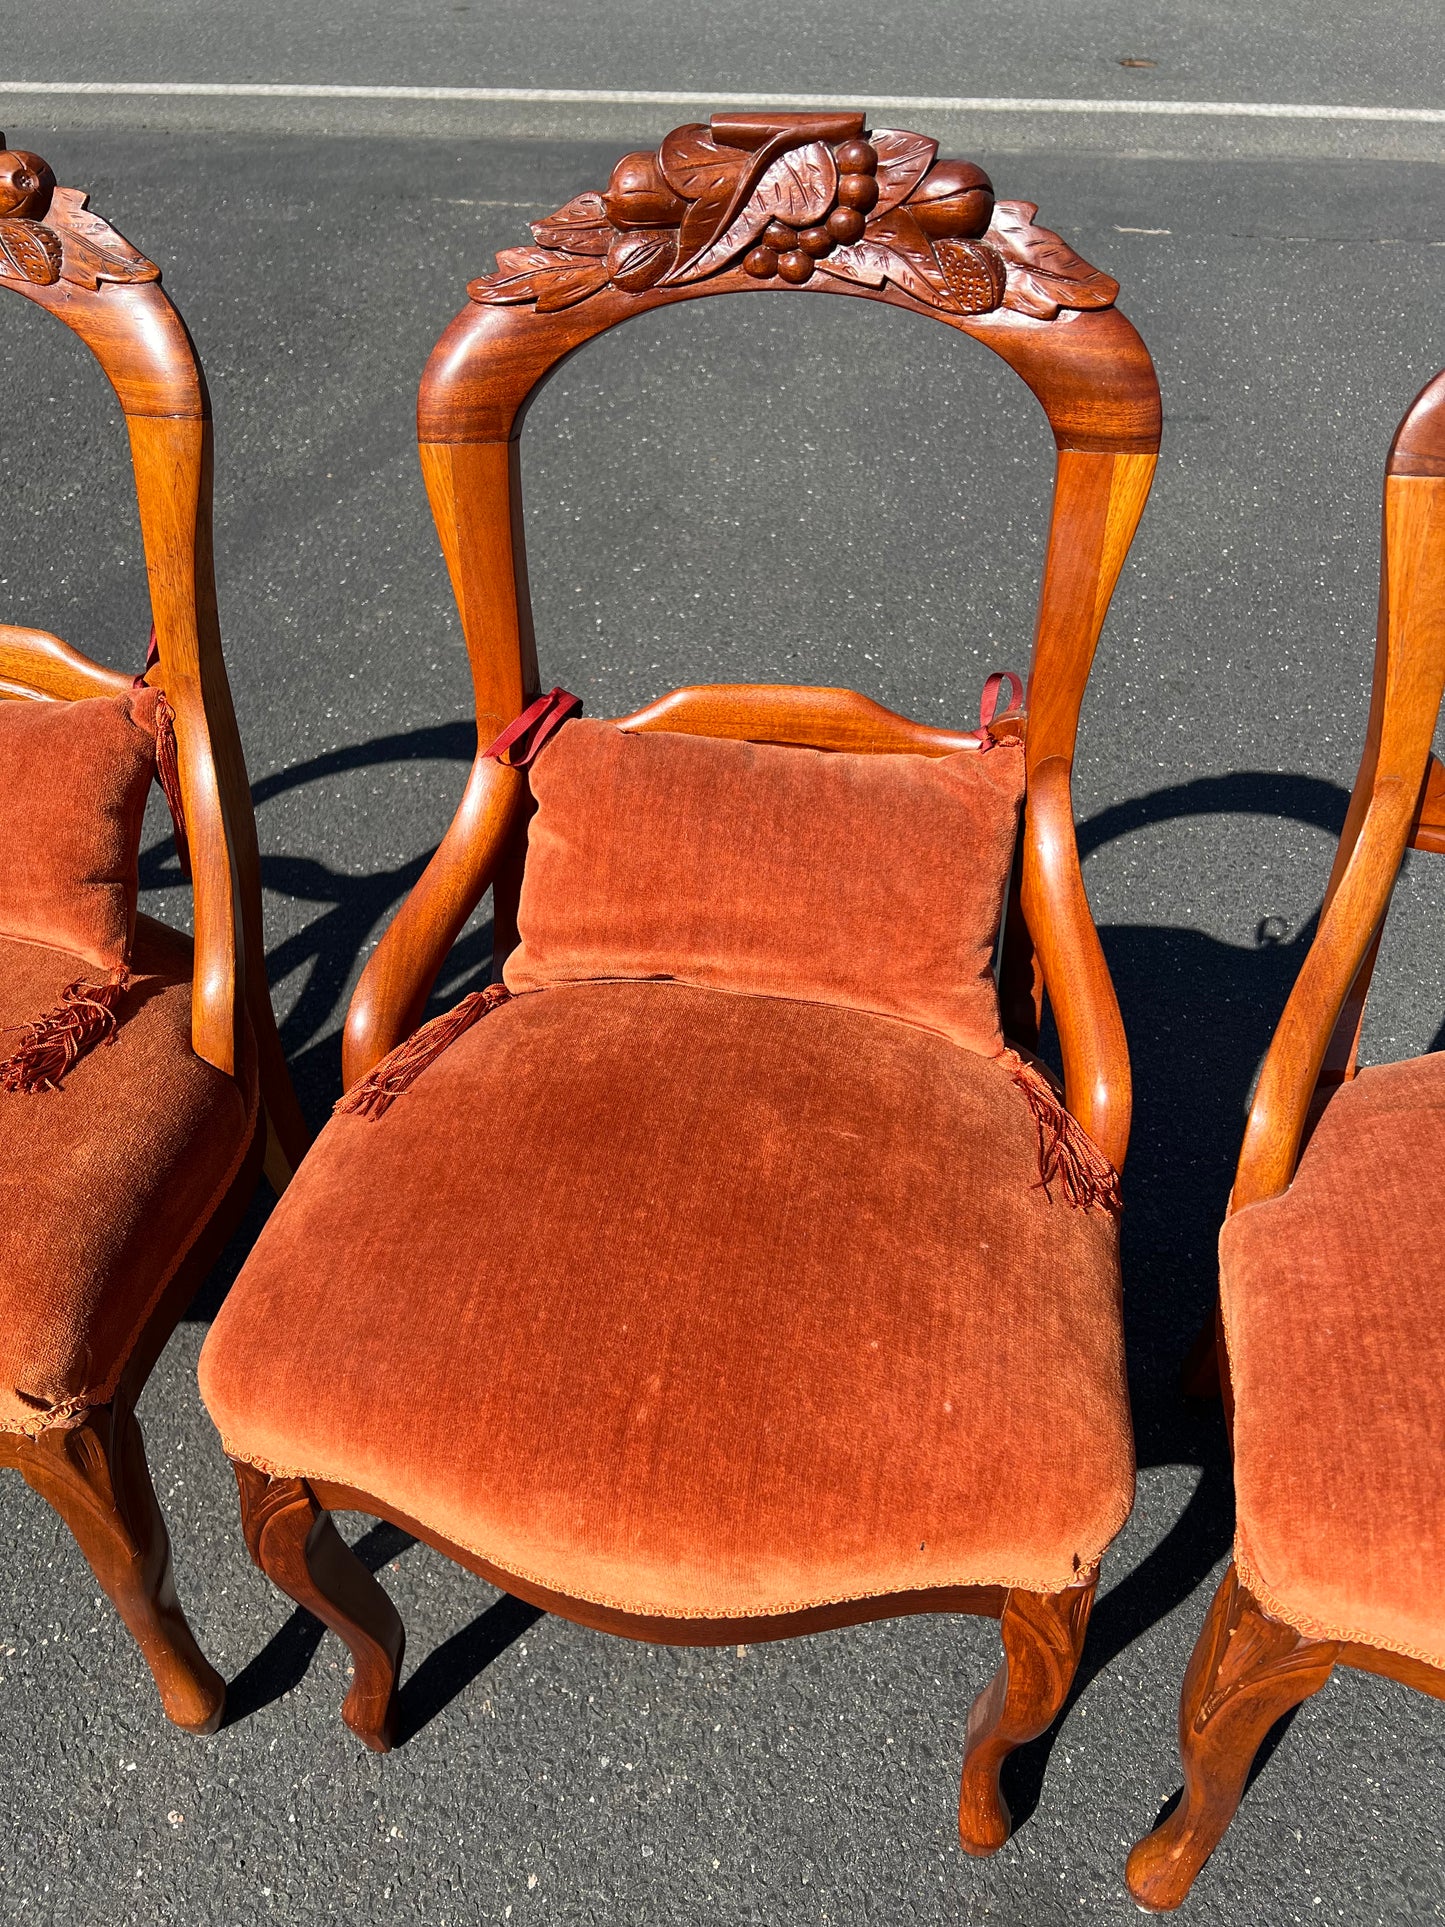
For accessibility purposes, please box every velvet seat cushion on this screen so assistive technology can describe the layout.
[201,980,1132,1619]
[1220,1051,1445,1669]
[0,919,257,1433]
[506,719,1025,1055]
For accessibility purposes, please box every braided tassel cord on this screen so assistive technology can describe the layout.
[335,984,513,1120]
[0,966,131,1093]
[1000,1048,1123,1213]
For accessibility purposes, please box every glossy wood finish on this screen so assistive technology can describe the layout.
[234,1462,406,1752]
[0,149,308,1729]
[0,1399,226,1732]
[314,114,1155,1840]
[1126,1566,1339,1912]
[1138,371,1445,1908]
[958,1576,1096,1854]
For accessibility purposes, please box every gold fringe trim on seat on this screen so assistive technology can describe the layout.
[0,965,131,1093]
[335,984,513,1120]
[1000,1047,1123,1213]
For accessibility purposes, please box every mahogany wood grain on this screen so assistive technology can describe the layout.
[0,1398,226,1734]
[0,148,309,1731]
[0,622,134,701]
[958,1576,1095,1854]
[234,1462,406,1752]
[616,682,996,754]
[1126,1566,1338,1912]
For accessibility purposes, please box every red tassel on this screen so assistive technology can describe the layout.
[335,984,512,1120]
[133,627,190,877]
[151,691,191,879]
[0,966,131,1093]
[1000,1048,1122,1213]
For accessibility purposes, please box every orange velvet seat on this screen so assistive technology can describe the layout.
[0,920,256,1434]
[201,979,1132,1620]
[1220,1051,1445,1669]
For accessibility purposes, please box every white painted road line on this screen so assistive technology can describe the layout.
[0,81,1443,123]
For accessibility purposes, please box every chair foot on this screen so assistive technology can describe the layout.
[1125,1563,1336,1911]
[17,1402,224,1733]
[232,1459,404,1750]
[958,1575,1096,1854]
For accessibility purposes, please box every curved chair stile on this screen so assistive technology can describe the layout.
[1128,369,1445,1913]
[0,170,308,1175]
[0,145,310,1734]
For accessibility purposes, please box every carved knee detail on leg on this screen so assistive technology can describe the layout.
[958,1576,1096,1855]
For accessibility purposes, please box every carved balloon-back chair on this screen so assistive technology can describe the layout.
[0,143,309,1732]
[1127,371,1445,1909]
[199,114,1159,1845]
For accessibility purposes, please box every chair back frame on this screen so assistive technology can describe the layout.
[0,142,307,1172]
[1232,370,1445,1210]
[343,112,1162,1169]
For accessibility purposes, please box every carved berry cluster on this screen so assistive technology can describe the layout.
[470,113,1118,323]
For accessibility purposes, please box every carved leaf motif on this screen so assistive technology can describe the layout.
[819,206,958,311]
[0,217,61,285]
[987,199,1119,317]
[659,122,750,202]
[470,245,612,308]
[669,141,838,284]
[530,191,612,255]
[869,128,939,216]
[533,259,612,312]
[44,186,159,287]
[495,244,562,276]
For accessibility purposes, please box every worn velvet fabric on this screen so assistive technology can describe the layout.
[1221,1051,1445,1669]
[0,920,256,1433]
[202,980,1132,1618]
[0,690,161,970]
[505,720,1025,1055]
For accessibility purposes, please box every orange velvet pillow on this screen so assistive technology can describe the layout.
[505,717,1025,1053]
[0,689,161,970]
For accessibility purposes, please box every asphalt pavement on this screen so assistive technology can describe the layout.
[0,84,1443,1927]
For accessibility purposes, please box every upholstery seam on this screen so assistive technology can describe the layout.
[1235,1527,1445,1673]
[216,1444,1121,1616]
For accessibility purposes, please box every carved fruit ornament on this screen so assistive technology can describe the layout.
[470,111,1117,321]
[0,139,159,290]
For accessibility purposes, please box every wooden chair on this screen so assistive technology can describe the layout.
[0,144,309,1732]
[199,113,1159,1844]
[1127,370,1445,1910]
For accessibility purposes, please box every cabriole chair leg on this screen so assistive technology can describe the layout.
[958,1575,1096,1854]
[232,1460,405,1750]
[1126,1563,1337,1911]
[15,1399,224,1734]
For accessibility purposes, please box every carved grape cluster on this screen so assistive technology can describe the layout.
[0,138,159,291]
[470,113,1118,323]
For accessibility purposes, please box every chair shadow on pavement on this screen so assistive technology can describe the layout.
[178,737,1357,1758]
